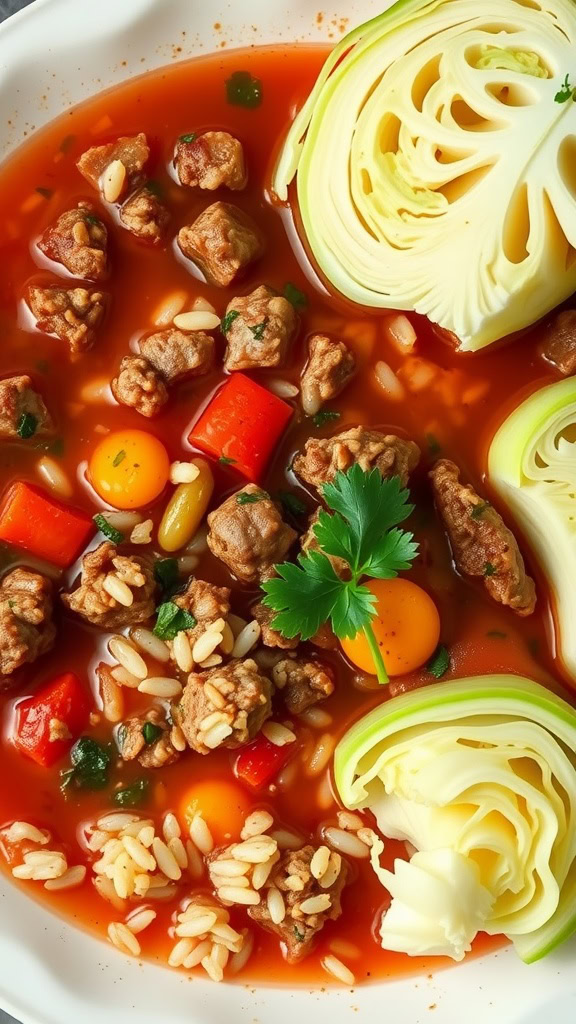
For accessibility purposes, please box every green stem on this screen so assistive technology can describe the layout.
[362,621,389,685]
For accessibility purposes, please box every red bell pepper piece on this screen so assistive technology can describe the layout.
[14,672,90,767]
[235,733,294,789]
[0,481,93,568]
[188,373,293,482]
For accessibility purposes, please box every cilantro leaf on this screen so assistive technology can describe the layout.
[221,310,239,334]
[262,552,343,641]
[226,70,263,108]
[113,778,149,807]
[154,558,179,594]
[283,283,308,309]
[154,601,196,640]
[60,737,111,794]
[330,582,377,640]
[179,132,197,143]
[312,409,340,428]
[17,412,38,439]
[142,722,163,745]
[484,562,497,577]
[248,319,269,341]
[427,644,450,679]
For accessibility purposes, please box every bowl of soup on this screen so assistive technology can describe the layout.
[1,0,576,1022]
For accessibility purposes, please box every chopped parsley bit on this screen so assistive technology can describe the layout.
[145,179,162,197]
[426,433,441,456]
[470,502,490,520]
[555,73,575,103]
[84,213,102,227]
[113,778,150,808]
[248,318,269,341]
[219,455,237,465]
[179,132,197,143]
[154,557,180,594]
[312,409,341,428]
[278,491,307,517]
[142,722,163,745]
[283,282,308,310]
[236,491,266,505]
[427,644,451,679]
[154,601,196,641]
[60,737,112,794]
[221,309,240,334]
[59,133,76,153]
[487,630,507,639]
[293,925,306,942]
[35,186,53,199]
[112,449,126,467]
[226,70,263,109]
[484,562,497,577]
[16,412,38,439]
[93,513,124,545]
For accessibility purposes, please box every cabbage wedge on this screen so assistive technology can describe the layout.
[489,378,576,682]
[274,0,576,350]
[334,675,576,962]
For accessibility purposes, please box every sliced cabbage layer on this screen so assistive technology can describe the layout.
[274,0,576,350]
[334,676,576,962]
[489,377,576,682]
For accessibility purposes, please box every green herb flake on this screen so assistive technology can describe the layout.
[484,562,497,577]
[153,601,196,641]
[35,436,65,457]
[312,409,341,428]
[221,309,240,334]
[487,630,507,639]
[219,455,237,465]
[112,449,126,467]
[142,722,163,745]
[35,187,53,199]
[248,318,269,341]
[84,213,102,227]
[179,132,197,143]
[60,737,112,794]
[293,925,306,942]
[93,513,124,545]
[113,778,150,808]
[283,282,308,310]
[145,179,162,197]
[17,412,38,440]
[154,558,180,594]
[59,133,76,153]
[236,491,265,505]
[427,644,451,679]
[555,73,575,103]
[226,70,263,109]
[426,434,441,456]
[470,502,490,520]
[278,491,307,517]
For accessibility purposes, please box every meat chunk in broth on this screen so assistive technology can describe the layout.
[116,705,180,768]
[0,375,54,439]
[0,568,56,688]
[430,458,536,616]
[62,541,156,628]
[223,285,298,370]
[174,658,272,754]
[207,485,297,584]
[251,601,299,650]
[273,656,335,715]
[76,132,150,200]
[168,578,231,662]
[175,131,247,190]
[119,185,170,243]
[177,201,264,287]
[27,285,107,354]
[248,844,349,963]
[539,308,576,376]
[139,328,214,383]
[111,355,168,418]
[38,203,108,281]
[300,334,356,416]
[294,426,420,491]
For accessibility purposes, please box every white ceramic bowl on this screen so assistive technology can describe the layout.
[0,1,576,1021]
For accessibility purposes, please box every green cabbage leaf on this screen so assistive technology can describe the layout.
[274,0,576,350]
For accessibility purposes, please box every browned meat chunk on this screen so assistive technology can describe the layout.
[223,285,298,371]
[248,845,348,962]
[539,309,576,376]
[430,458,536,616]
[117,705,180,768]
[62,541,156,628]
[168,578,231,661]
[300,508,349,579]
[0,375,53,439]
[178,202,264,287]
[38,203,108,281]
[273,656,334,715]
[300,334,356,415]
[294,427,420,492]
[207,485,297,584]
[139,328,214,383]
[111,355,168,418]
[174,658,272,754]
[0,568,56,687]
[175,131,247,191]
[252,601,299,650]
[28,285,106,355]
[76,133,149,200]
[119,186,170,243]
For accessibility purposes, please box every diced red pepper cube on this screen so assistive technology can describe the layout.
[14,672,90,767]
[0,481,93,568]
[234,733,294,789]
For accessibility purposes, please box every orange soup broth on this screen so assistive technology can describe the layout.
[0,44,570,985]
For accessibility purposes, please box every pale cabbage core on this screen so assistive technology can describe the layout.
[274,0,576,350]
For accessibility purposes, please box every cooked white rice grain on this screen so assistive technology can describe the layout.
[44,865,86,891]
[97,510,142,533]
[192,629,223,664]
[37,456,72,497]
[384,314,417,353]
[192,296,216,314]
[103,574,134,607]
[176,912,218,938]
[169,460,201,485]
[130,519,153,545]
[252,856,278,890]
[177,554,199,574]
[189,814,214,855]
[211,873,250,890]
[299,893,332,915]
[110,665,140,688]
[130,627,170,663]
[231,838,277,864]
[203,721,233,749]
[152,837,182,881]
[201,954,224,983]
[310,845,331,881]
[319,851,342,890]
[210,858,251,878]
[321,955,355,986]
[172,630,193,672]
[126,907,157,934]
[113,851,135,899]
[168,937,194,967]
[121,836,156,872]
[240,810,274,840]
[210,941,229,970]
[184,525,208,554]
[269,828,303,850]
[266,887,286,924]
[337,810,364,832]
[183,940,212,969]
[275,759,299,791]
[86,829,108,852]
[329,938,362,960]
[138,677,182,698]
[374,360,406,401]
[2,821,49,845]
[162,812,181,843]
[219,621,235,655]
[185,840,204,879]
[267,379,299,399]
[168,836,188,869]
[232,620,261,658]
[153,290,187,326]
[102,159,126,203]
[145,883,178,900]
[93,874,127,911]
[108,920,141,957]
[229,929,254,974]
[299,707,333,729]
[97,812,140,832]
[217,886,260,906]
[100,672,124,723]
[323,827,370,859]
[173,310,221,331]
[108,636,148,680]
[261,721,296,747]
[306,733,336,776]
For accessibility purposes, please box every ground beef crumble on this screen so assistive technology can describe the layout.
[61,541,156,629]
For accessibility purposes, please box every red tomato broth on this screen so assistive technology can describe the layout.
[0,43,568,985]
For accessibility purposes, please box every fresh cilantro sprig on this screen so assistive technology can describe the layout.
[261,465,418,684]
[555,73,575,103]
